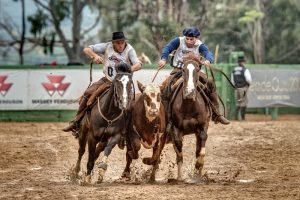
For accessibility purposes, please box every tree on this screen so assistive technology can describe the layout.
[32,0,101,63]
[263,0,300,64]
[238,0,266,64]
[0,0,26,64]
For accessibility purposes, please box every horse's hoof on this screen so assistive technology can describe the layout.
[142,157,154,165]
[97,168,106,183]
[167,178,179,184]
[121,171,130,179]
[84,175,91,185]
[97,162,108,170]
[149,176,156,183]
[67,167,79,182]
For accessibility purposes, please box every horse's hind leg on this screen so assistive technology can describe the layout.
[97,134,121,183]
[122,149,133,179]
[73,127,88,177]
[84,137,97,184]
[195,125,208,177]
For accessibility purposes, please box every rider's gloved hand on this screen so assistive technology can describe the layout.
[93,55,104,64]
[158,59,167,70]
[202,60,211,67]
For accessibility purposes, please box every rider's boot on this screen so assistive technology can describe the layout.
[210,91,230,125]
[62,97,88,135]
[87,83,110,106]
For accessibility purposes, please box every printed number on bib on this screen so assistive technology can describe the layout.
[108,66,114,77]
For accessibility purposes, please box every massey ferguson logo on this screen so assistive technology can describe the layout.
[42,75,70,97]
[0,75,13,97]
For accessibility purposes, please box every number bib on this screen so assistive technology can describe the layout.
[103,43,133,81]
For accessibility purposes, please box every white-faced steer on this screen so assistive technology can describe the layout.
[122,81,166,182]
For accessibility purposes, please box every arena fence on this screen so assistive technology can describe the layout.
[0,64,299,121]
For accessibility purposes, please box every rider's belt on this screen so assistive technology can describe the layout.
[172,61,184,69]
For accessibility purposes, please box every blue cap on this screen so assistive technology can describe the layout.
[182,27,200,37]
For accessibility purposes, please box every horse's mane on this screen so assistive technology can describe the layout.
[116,62,132,74]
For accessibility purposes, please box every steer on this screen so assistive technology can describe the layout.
[122,81,166,182]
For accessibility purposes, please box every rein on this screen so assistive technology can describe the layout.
[88,61,93,88]
[97,97,124,129]
[95,72,133,130]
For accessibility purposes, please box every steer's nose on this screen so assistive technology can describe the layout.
[149,108,158,116]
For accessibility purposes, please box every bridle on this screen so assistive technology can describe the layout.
[96,72,133,132]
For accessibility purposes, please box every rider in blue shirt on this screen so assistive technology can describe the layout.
[158,27,230,126]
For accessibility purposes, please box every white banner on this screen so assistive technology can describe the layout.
[248,69,300,107]
[0,70,28,110]
[0,69,172,110]
[27,70,101,110]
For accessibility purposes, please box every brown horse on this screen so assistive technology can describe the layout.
[71,63,134,184]
[122,81,166,182]
[168,60,211,180]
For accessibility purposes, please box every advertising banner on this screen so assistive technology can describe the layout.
[3,68,298,110]
[248,69,300,107]
[0,70,28,110]
[0,68,172,110]
[27,69,103,110]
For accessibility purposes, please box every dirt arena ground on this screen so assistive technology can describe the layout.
[0,114,299,200]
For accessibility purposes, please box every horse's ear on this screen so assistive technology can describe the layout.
[137,81,145,93]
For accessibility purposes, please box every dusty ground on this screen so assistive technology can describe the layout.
[0,114,300,200]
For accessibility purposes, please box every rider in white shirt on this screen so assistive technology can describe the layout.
[63,32,142,135]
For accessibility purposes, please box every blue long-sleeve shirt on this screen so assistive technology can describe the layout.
[161,37,214,63]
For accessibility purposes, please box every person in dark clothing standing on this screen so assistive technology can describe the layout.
[231,56,252,120]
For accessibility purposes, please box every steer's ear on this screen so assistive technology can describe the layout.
[137,80,145,93]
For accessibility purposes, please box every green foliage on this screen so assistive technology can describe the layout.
[264,0,300,63]
[27,10,47,37]
[49,0,71,22]
[5,0,300,64]
[204,0,299,64]
[238,10,264,23]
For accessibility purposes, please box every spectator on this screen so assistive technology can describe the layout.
[231,56,252,120]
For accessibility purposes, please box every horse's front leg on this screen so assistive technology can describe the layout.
[95,141,107,161]
[97,133,121,183]
[172,126,184,181]
[195,125,208,177]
